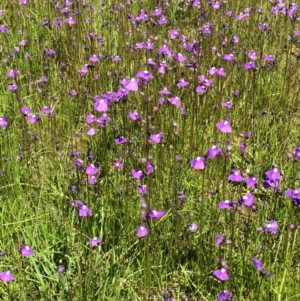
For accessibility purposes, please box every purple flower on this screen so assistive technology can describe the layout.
[248,50,257,60]
[168,96,181,107]
[188,223,199,232]
[244,62,256,70]
[285,188,300,200]
[8,83,18,91]
[66,17,75,25]
[252,257,264,272]
[159,87,171,95]
[89,237,102,247]
[149,132,163,144]
[88,176,97,185]
[57,265,65,272]
[89,54,99,62]
[123,78,139,91]
[0,270,14,282]
[7,69,19,78]
[177,78,189,87]
[215,233,225,245]
[136,224,148,237]
[131,169,145,180]
[129,111,141,121]
[207,145,222,159]
[27,114,39,124]
[216,120,232,133]
[79,205,92,217]
[94,98,108,112]
[137,185,147,195]
[218,290,232,301]
[228,170,244,182]
[86,164,99,175]
[115,135,128,145]
[265,167,281,181]
[213,268,229,281]
[20,245,34,257]
[218,200,236,210]
[245,176,258,188]
[0,117,9,128]
[148,209,165,219]
[190,157,205,170]
[241,193,254,207]
[263,220,278,234]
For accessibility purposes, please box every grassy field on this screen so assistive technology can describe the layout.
[0,1,300,300]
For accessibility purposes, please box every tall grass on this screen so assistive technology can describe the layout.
[0,1,300,300]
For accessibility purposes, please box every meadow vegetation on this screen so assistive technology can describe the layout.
[0,0,300,300]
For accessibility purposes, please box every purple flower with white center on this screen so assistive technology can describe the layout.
[244,62,256,70]
[149,132,163,144]
[285,188,300,200]
[217,290,232,301]
[169,29,179,39]
[124,78,139,91]
[113,160,123,169]
[89,54,99,63]
[168,96,181,107]
[218,200,236,210]
[27,114,39,124]
[173,53,186,62]
[86,114,96,124]
[248,50,257,60]
[216,119,232,133]
[39,106,51,115]
[152,8,162,16]
[245,176,258,188]
[88,176,97,185]
[263,220,278,234]
[0,117,9,128]
[73,158,84,167]
[89,237,102,247]
[20,245,34,257]
[0,270,14,282]
[207,145,222,159]
[213,268,229,281]
[265,167,281,181]
[131,169,145,180]
[137,185,147,195]
[129,111,141,121]
[228,170,244,182]
[135,70,153,82]
[188,223,199,232]
[94,98,108,112]
[115,136,127,145]
[177,78,189,87]
[159,87,171,95]
[87,128,96,136]
[221,102,232,109]
[148,209,165,219]
[223,53,236,62]
[86,164,99,175]
[79,205,92,217]
[66,17,75,25]
[97,113,111,127]
[241,193,254,207]
[7,69,19,78]
[8,83,18,91]
[136,224,148,237]
[190,156,205,170]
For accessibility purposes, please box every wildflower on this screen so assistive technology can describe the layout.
[216,119,232,133]
[148,210,165,219]
[136,224,148,237]
[131,169,145,180]
[252,257,272,276]
[94,98,108,112]
[124,78,139,91]
[0,117,9,128]
[218,200,236,210]
[241,193,254,207]
[85,164,99,175]
[20,245,34,257]
[217,290,232,300]
[89,237,102,247]
[213,268,229,281]
[57,265,65,272]
[263,220,278,234]
[0,270,14,282]
[188,223,199,232]
[190,157,205,170]
[245,176,258,188]
[228,170,244,182]
[149,132,163,144]
[207,145,222,159]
